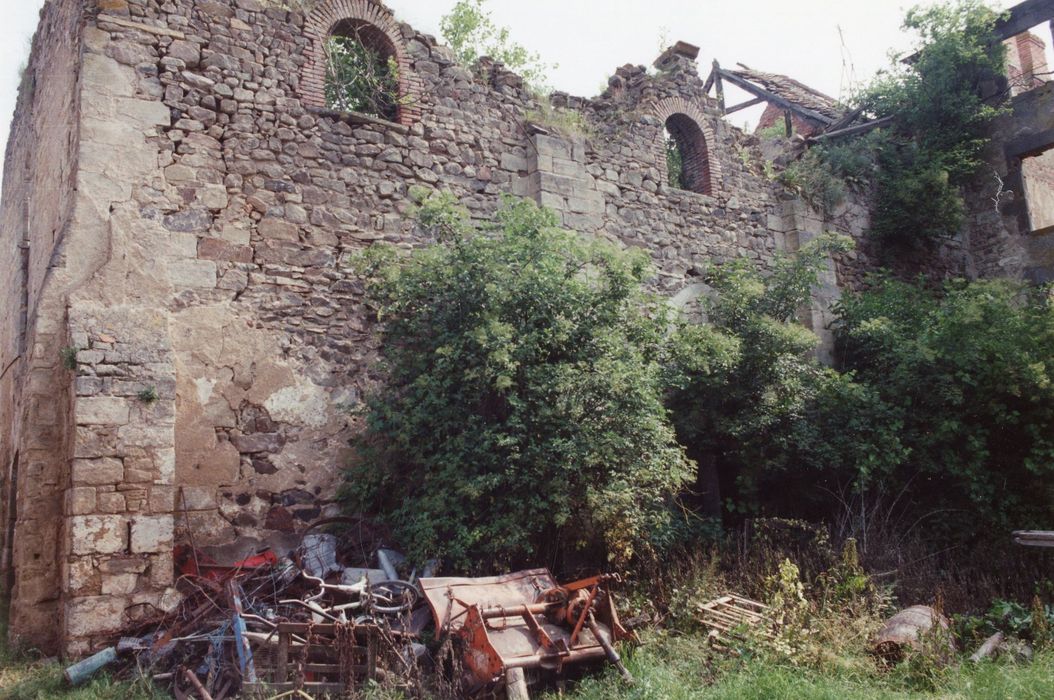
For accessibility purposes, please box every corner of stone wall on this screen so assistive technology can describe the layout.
[781,198,840,364]
[63,307,178,656]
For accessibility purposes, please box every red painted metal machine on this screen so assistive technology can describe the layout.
[420,569,635,692]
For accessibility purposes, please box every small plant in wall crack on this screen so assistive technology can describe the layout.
[60,346,81,371]
[137,386,160,405]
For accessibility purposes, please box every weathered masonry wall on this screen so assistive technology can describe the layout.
[0,0,896,654]
[965,79,1054,281]
[0,0,84,652]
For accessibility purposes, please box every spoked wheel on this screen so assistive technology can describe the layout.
[369,580,419,614]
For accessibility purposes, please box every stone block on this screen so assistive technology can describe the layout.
[179,486,216,511]
[72,458,124,485]
[258,217,300,241]
[167,259,217,288]
[501,152,528,172]
[164,164,196,184]
[97,492,127,514]
[198,238,253,263]
[117,424,174,450]
[131,515,174,554]
[68,487,97,516]
[101,573,139,596]
[65,595,128,637]
[167,40,201,67]
[533,135,571,159]
[115,97,172,127]
[76,397,130,426]
[230,432,283,453]
[70,515,127,555]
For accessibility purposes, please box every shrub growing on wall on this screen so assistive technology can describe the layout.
[343,194,693,572]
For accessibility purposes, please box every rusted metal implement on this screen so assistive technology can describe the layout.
[420,569,635,695]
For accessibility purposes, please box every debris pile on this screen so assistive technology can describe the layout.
[66,519,634,699]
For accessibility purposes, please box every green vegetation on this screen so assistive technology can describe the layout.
[440,0,555,89]
[324,33,402,119]
[551,636,1054,700]
[835,277,1054,532]
[0,609,157,699]
[525,98,595,138]
[785,0,1006,247]
[60,346,80,371]
[665,131,685,189]
[343,193,693,572]
[137,386,159,404]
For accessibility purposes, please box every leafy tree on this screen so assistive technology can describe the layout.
[440,0,554,89]
[835,277,1054,530]
[785,1,1007,247]
[862,0,1006,181]
[343,193,693,572]
[324,34,401,119]
[665,234,899,520]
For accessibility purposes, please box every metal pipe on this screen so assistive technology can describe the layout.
[480,603,556,620]
[503,646,607,670]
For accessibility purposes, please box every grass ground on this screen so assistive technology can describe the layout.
[1,627,1051,698]
[549,631,1054,700]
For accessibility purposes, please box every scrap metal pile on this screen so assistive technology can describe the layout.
[68,519,635,699]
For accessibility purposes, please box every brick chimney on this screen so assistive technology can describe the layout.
[1005,30,1050,95]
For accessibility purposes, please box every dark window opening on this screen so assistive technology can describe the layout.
[325,19,400,121]
[1022,147,1054,234]
[664,113,712,195]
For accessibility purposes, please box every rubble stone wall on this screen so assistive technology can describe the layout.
[0,0,947,654]
[0,0,85,653]
[965,79,1054,281]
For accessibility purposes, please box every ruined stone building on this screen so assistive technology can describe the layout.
[0,0,1051,655]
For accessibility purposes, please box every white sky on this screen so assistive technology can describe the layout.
[0,0,1051,178]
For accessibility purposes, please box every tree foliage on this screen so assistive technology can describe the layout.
[324,34,401,119]
[835,277,1054,529]
[343,194,693,572]
[664,235,899,518]
[786,1,1006,247]
[440,0,554,89]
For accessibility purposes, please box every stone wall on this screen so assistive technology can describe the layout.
[964,79,1054,282]
[0,0,893,654]
[0,0,84,653]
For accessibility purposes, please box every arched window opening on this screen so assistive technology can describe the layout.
[664,113,712,195]
[324,19,401,121]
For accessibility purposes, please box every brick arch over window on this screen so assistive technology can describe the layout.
[651,97,721,196]
[302,0,423,125]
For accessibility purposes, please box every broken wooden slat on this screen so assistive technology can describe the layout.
[716,69,836,126]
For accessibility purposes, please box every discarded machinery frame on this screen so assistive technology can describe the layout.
[420,569,635,690]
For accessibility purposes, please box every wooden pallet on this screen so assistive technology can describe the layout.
[697,594,774,645]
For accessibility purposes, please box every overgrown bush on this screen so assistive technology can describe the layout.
[780,1,1006,247]
[343,194,693,572]
[835,277,1054,532]
[666,233,897,523]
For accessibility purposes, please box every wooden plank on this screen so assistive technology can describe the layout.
[990,0,1054,42]
[725,96,765,115]
[713,61,726,113]
[276,631,288,684]
[809,116,894,142]
[717,69,835,125]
